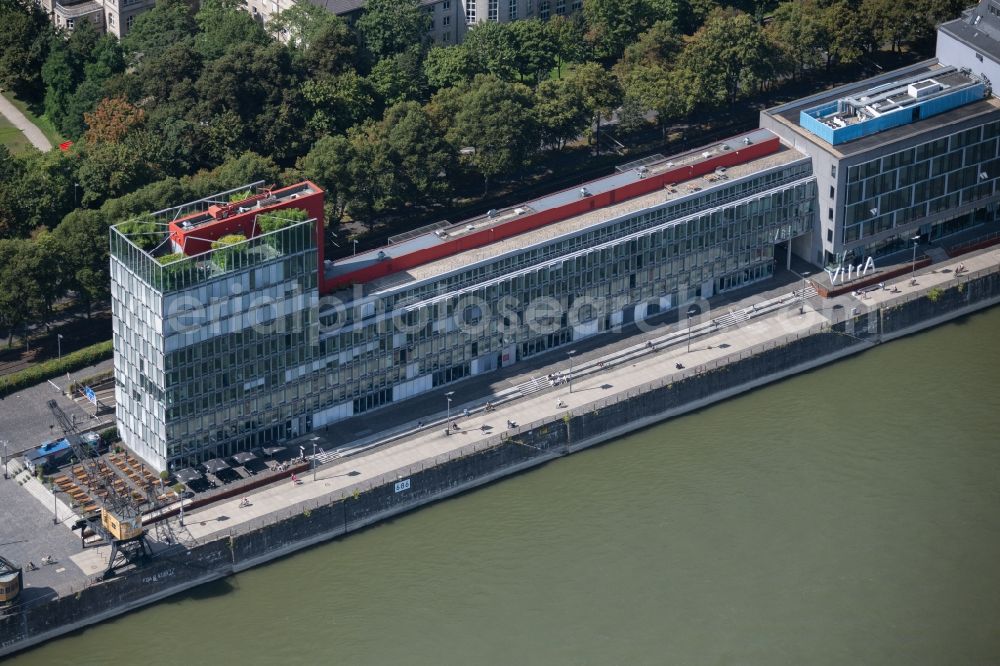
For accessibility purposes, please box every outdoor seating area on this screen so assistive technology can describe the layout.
[51,473,100,514]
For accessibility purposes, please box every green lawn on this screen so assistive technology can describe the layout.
[0,114,33,155]
[1,91,66,148]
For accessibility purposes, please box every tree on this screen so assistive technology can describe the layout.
[355,0,430,63]
[565,63,622,152]
[424,45,476,90]
[534,78,589,149]
[509,19,558,83]
[66,17,101,72]
[367,47,426,107]
[547,14,588,78]
[192,42,304,163]
[53,209,110,316]
[83,97,145,145]
[0,3,49,100]
[583,0,653,61]
[818,1,865,70]
[0,239,43,345]
[75,134,162,206]
[345,121,402,223]
[194,0,270,60]
[62,35,126,139]
[382,101,455,203]
[189,151,282,198]
[767,0,826,79]
[42,38,77,134]
[298,134,357,223]
[619,19,682,69]
[271,5,358,76]
[9,151,75,233]
[301,72,373,138]
[447,76,540,194]
[122,0,198,62]
[674,8,774,107]
[462,21,519,81]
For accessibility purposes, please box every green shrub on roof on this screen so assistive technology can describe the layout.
[258,207,309,233]
[211,234,248,270]
[156,252,185,265]
[229,190,253,203]
[118,214,163,252]
[212,234,247,247]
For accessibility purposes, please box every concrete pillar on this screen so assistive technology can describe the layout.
[786,242,792,270]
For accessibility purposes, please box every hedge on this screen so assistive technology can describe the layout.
[0,340,113,398]
[68,369,114,395]
[99,426,121,444]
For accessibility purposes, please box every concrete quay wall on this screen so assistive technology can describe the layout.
[2,269,999,658]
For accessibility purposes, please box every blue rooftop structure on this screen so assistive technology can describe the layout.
[799,66,986,145]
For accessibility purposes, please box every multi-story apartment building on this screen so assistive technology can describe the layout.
[112,130,816,472]
[35,0,149,37]
[252,0,461,44]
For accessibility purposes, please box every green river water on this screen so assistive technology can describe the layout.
[10,308,1000,665]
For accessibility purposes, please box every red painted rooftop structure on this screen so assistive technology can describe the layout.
[168,181,326,266]
[323,129,783,294]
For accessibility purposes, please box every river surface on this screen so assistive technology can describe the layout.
[10,308,1000,665]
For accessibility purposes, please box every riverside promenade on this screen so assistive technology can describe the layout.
[60,242,1000,579]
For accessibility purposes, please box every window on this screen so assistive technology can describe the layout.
[509,0,517,19]
[555,0,565,13]
[539,0,549,19]
[442,0,449,7]
[831,165,837,178]
[443,14,450,24]
[108,11,114,25]
[465,0,475,22]
[442,30,451,40]
[66,17,75,28]
[829,185,834,199]
[126,13,135,29]
[571,0,581,8]
[488,0,498,20]
[827,229,833,243]
[828,207,833,221]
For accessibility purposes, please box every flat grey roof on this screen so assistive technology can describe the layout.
[765,61,1000,157]
[365,144,806,294]
[939,0,1000,61]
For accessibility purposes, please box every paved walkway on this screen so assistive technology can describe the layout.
[0,91,52,152]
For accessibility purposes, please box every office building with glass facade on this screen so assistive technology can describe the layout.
[111,132,817,472]
[111,182,325,472]
[761,46,1000,268]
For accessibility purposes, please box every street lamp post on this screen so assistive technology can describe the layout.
[311,437,319,482]
[57,334,63,360]
[567,350,577,393]
[53,486,58,525]
[1,439,7,480]
[352,239,358,256]
[687,305,699,353]
[800,272,810,314]
[910,235,921,279]
[445,391,454,424]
